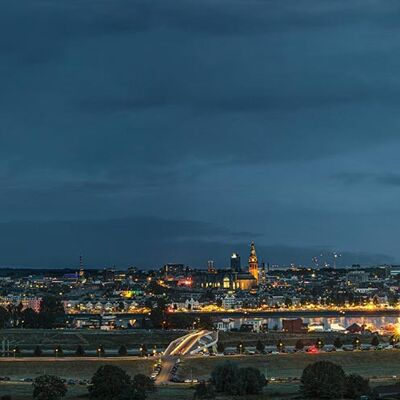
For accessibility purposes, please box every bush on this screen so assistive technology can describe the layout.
[97,345,105,357]
[236,341,245,354]
[33,346,43,357]
[295,339,304,351]
[118,345,128,356]
[344,374,371,399]
[300,361,346,399]
[54,346,63,357]
[33,375,67,400]
[140,344,147,357]
[132,374,155,392]
[371,336,379,347]
[256,340,265,353]
[352,336,361,349]
[75,345,85,356]
[333,337,343,349]
[193,382,215,400]
[216,342,224,354]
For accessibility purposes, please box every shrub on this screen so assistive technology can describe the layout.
[33,346,43,357]
[193,381,215,400]
[216,342,224,354]
[371,336,379,347]
[33,375,67,400]
[300,361,346,399]
[118,345,128,356]
[256,340,265,353]
[333,337,343,349]
[75,345,85,356]
[295,339,304,351]
[344,374,371,399]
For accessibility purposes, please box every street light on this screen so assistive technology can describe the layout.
[55,348,59,358]
[97,348,101,358]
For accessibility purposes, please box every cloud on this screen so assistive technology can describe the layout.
[0,216,390,268]
[334,172,400,187]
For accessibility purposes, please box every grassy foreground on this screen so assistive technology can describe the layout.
[180,350,400,380]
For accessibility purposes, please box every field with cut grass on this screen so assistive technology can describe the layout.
[0,329,184,351]
[179,350,400,381]
[0,357,154,380]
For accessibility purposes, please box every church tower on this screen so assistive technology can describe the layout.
[248,241,259,282]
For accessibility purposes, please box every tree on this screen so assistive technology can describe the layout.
[54,346,63,357]
[75,345,85,356]
[352,336,361,349]
[132,374,155,392]
[211,362,241,394]
[13,346,21,357]
[33,375,67,400]
[236,341,245,354]
[33,346,43,357]
[333,337,343,349]
[21,308,40,328]
[118,345,128,356]
[148,298,166,329]
[300,361,346,399]
[371,336,379,347]
[284,297,292,308]
[140,344,147,357]
[236,367,266,395]
[97,345,105,357]
[315,338,324,350]
[295,339,304,351]
[0,306,9,328]
[193,382,215,400]
[210,362,266,396]
[344,374,371,399]
[256,340,265,353]
[89,365,132,400]
[39,296,65,328]
[216,342,225,354]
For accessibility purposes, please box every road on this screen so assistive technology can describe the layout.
[155,356,177,384]
[156,330,213,383]
[169,330,209,356]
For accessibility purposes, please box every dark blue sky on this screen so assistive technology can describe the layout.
[1,0,399,268]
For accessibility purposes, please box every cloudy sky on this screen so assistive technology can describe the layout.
[1,0,400,268]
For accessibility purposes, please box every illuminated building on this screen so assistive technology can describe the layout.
[248,241,259,282]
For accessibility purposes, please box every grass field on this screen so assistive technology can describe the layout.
[0,329,184,350]
[0,357,154,379]
[179,350,400,381]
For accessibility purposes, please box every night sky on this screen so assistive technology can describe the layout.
[1,1,400,268]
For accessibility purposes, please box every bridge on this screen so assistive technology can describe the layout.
[156,330,218,384]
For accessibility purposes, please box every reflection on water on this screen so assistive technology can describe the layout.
[267,316,400,333]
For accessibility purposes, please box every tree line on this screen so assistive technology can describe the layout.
[0,296,65,329]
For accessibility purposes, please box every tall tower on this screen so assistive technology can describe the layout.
[248,242,259,281]
[230,253,241,272]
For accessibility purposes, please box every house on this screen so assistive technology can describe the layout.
[282,318,308,334]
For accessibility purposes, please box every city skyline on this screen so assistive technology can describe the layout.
[2,1,400,267]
